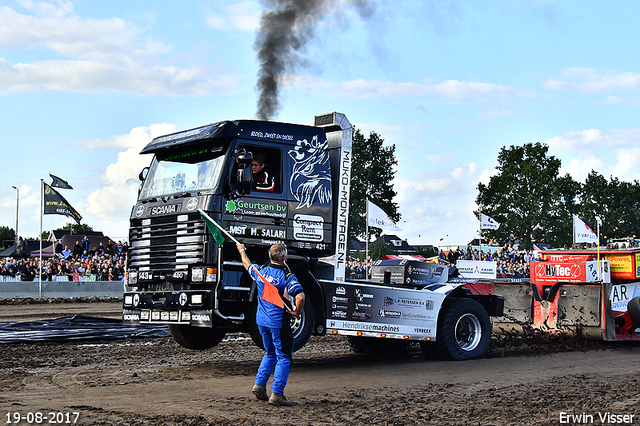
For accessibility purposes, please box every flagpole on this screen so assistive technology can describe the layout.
[365,198,369,281]
[198,209,241,244]
[39,179,43,299]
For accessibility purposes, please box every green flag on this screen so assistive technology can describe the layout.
[199,210,227,245]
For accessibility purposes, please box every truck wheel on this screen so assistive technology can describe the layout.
[436,298,491,361]
[247,299,315,352]
[168,324,227,350]
[628,296,640,327]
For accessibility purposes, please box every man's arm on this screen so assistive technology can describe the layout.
[288,292,305,317]
[237,243,251,271]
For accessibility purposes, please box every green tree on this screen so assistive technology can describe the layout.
[580,171,640,240]
[349,128,400,243]
[475,142,564,250]
[0,226,16,249]
[59,222,94,233]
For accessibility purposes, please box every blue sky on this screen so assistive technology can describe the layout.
[1,0,639,248]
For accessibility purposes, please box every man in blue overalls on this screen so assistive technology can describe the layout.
[237,242,306,406]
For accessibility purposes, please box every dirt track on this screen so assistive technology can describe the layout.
[1,301,640,425]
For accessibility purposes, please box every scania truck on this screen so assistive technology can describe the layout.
[122,112,504,360]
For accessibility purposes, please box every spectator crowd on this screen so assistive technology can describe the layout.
[0,238,129,282]
[346,243,535,280]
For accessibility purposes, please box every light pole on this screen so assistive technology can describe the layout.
[11,186,19,243]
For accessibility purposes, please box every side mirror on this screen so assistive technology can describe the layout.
[230,149,253,198]
[139,167,149,182]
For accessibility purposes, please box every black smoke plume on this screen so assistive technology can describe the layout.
[254,0,330,120]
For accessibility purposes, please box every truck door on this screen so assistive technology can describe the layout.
[224,143,288,248]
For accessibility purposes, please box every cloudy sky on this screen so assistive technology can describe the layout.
[1,0,639,248]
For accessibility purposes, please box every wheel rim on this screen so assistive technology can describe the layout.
[291,313,303,336]
[455,313,482,351]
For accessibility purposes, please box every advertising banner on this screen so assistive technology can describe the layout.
[322,281,452,339]
[531,260,610,285]
[610,282,640,312]
[456,260,497,279]
[606,254,635,280]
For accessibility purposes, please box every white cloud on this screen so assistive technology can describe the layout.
[85,124,177,239]
[205,2,261,32]
[0,2,242,95]
[289,75,518,102]
[544,68,640,93]
[611,147,640,181]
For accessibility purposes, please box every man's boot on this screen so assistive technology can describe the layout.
[269,393,293,406]
[252,384,268,401]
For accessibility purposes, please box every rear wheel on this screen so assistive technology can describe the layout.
[168,324,226,350]
[628,296,640,327]
[436,298,491,361]
[247,298,315,352]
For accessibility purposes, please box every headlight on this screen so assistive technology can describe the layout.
[192,267,204,282]
[124,295,133,306]
[128,271,138,284]
[191,294,203,305]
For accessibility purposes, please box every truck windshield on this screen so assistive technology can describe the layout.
[138,155,225,199]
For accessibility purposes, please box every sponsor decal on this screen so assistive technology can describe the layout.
[336,286,346,295]
[425,300,435,310]
[355,288,373,302]
[150,204,182,216]
[332,304,348,310]
[332,310,348,319]
[379,310,401,319]
[413,327,432,334]
[293,214,324,241]
[332,296,349,303]
[355,303,371,310]
[352,311,372,320]
[140,311,150,320]
[224,199,287,218]
[181,311,191,321]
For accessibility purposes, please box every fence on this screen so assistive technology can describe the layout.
[0,279,124,299]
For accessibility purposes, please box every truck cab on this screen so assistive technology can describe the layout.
[123,113,353,351]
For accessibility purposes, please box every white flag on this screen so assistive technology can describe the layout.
[480,214,500,230]
[367,200,402,232]
[574,215,598,244]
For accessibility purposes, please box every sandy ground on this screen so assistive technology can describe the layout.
[1,300,639,425]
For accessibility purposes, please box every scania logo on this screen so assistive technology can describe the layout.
[135,205,145,217]
[186,198,199,211]
[150,204,180,215]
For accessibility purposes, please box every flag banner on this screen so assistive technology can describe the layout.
[198,209,229,245]
[367,200,402,232]
[480,214,500,230]
[253,267,286,309]
[574,215,598,244]
[43,183,82,223]
[50,174,73,189]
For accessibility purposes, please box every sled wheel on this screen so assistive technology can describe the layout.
[346,336,366,353]
[247,298,315,352]
[628,296,640,327]
[418,341,438,359]
[358,337,408,357]
[168,324,226,350]
[436,298,491,361]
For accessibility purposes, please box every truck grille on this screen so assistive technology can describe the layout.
[129,213,206,271]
